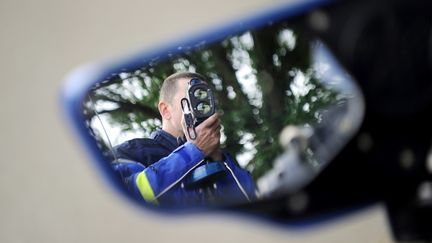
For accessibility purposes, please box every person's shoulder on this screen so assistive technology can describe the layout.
[114,138,167,165]
[114,138,164,157]
[116,138,160,150]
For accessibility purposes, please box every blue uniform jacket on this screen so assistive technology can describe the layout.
[111,129,256,206]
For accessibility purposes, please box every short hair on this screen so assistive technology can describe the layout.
[159,71,207,104]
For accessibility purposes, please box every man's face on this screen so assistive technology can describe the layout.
[167,78,189,137]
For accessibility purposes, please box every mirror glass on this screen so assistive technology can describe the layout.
[81,16,364,208]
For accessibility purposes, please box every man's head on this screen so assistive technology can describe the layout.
[158,72,207,137]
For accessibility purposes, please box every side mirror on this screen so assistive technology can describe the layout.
[62,0,432,241]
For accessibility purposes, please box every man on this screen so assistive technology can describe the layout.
[112,72,255,206]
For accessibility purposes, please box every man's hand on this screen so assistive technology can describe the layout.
[183,113,222,161]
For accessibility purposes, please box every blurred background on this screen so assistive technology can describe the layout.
[0,0,393,242]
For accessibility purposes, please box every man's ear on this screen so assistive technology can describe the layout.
[158,101,170,120]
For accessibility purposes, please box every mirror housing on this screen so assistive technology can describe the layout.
[61,0,432,241]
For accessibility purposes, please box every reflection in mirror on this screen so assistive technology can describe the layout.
[82,19,364,208]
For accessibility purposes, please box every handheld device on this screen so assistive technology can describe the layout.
[181,78,216,140]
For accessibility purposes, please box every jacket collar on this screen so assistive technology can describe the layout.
[150,129,185,151]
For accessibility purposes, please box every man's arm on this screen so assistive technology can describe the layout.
[112,142,205,204]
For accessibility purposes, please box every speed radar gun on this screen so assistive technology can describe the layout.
[181,78,216,139]
[181,78,227,200]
